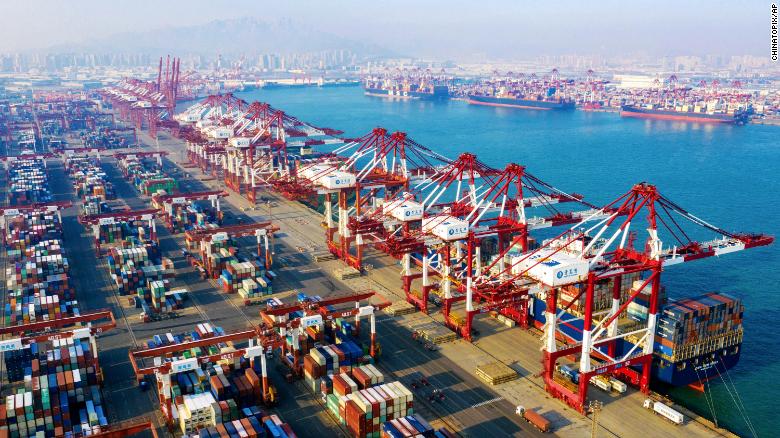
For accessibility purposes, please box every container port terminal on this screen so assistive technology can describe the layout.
[0,61,773,438]
[362,68,772,124]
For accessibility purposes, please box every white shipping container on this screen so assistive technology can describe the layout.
[384,198,424,221]
[512,249,589,286]
[644,399,684,425]
[590,375,611,392]
[209,127,232,139]
[229,137,251,147]
[422,215,468,241]
[320,171,356,189]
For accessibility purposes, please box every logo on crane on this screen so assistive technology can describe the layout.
[556,268,579,279]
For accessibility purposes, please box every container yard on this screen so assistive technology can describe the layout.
[0,65,773,438]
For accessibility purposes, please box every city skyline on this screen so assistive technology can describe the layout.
[0,1,772,60]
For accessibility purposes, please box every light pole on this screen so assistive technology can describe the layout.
[588,399,603,438]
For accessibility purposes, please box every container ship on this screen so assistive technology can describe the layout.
[620,104,750,125]
[467,87,575,110]
[364,79,450,100]
[528,286,744,388]
[651,292,743,387]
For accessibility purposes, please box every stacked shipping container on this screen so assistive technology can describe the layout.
[118,157,177,196]
[8,159,53,205]
[1,337,108,437]
[138,329,297,437]
[655,292,743,361]
[1,157,113,437]
[3,160,80,327]
[218,261,273,298]
[105,243,183,318]
[66,155,115,216]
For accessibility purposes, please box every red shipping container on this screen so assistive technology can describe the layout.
[240,418,258,438]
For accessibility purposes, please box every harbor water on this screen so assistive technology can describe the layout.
[232,86,779,437]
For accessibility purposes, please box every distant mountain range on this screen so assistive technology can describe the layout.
[45,17,396,58]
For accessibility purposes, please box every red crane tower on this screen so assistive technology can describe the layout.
[78,208,159,254]
[299,127,450,270]
[472,182,772,413]
[259,291,391,375]
[184,221,280,275]
[151,189,228,230]
[128,327,280,425]
[222,101,345,203]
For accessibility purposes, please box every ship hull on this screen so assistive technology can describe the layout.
[528,297,742,387]
[653,349,742,387]
[620,105,745,124]
[467,95,575,110]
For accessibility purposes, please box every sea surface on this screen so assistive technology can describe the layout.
[232,86,779,437]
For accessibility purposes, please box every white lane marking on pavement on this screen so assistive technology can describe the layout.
[471,396,504,409]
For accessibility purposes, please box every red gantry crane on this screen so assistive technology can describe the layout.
[0,310,117,383]
[0,201,72,244]
[299,127,450,271]
[184,221,280,276]
[471,182,772,413]
[151,189,228,231]
[88,419,160,438]
[179,94,248,175]
[78,208,159,254]
[222,101,345,204]
[356,150,606,319]
[54,146,107,159]
[259,291,391,375]
[128,327,280,426]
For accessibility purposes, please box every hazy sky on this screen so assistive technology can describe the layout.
[0,0,770,58]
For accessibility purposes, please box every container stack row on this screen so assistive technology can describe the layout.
[626,279,669,323]
[78,130,131,149]
[157,201,219,233]
[65,155,114,216]
[382,414,449,438]
[105,242,184,320]
[5,212,63,260]
[557,271,642,316]
[2,157,112,437]
[190,412,296,438]
[343,381,415,438]
[217,260,274,298]
[1,337,108,437]
[118,156,178,196]
[203,245,238,279]
[8,158,52,205]
[304,343,383,394]
[3,159,79,327]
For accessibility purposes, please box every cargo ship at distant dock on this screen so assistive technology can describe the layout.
[621,104,750,125]
[364,80,450,100]
[467,89,575,110]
